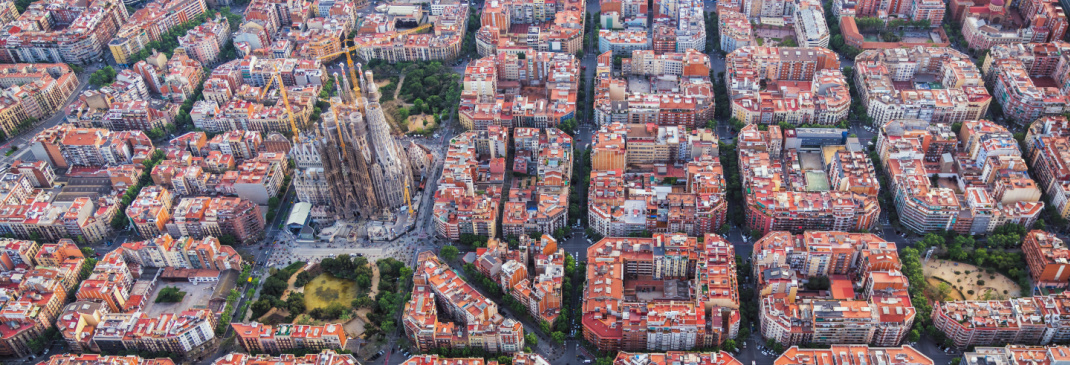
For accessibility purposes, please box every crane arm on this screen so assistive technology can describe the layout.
[258,74,276,101]
[272,67,301,143]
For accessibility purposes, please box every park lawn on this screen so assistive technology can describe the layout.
[304,273,358,310]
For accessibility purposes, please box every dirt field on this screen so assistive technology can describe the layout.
[143,281,218,317]
[406,114,435,132]
[927,277,965,300]
[924,259,1020,300]
[305,274,358,310]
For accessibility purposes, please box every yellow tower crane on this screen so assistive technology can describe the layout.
[258,65,302,143]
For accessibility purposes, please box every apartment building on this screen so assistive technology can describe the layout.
[593,50,714,127]
[87,309,216,355]
[0,0,129,64]
[1022,230,1070,289]
[216,160,284,205]
[9,160,56,188]
[231,322,348,353]
[120,234,242,271]
[719,10,754,53]
[30,125,156,170]
[166,196,265,244]
[753,231,915,347]
[0,64,79,138]
[775,345,933,365]
[179,14,232,65]
[793,6,830,48]
[587,123,727,237]
[458,50,579,130]
[433,129,508,241]
[54,302,111,352]
[614,351,741,365]
[726,47,848,126]
[738,125,880,235]
[502,129,572,236]
[877,119,1043,234]
[600,0,704,53]
[955,0,1065,50]
[127,186,175,237]
[75,251,133,313]
[207,131,263,161]
[68,99,177,132]
[981,42,1070,124]
[476,0,584,56]
[148,145,287,204]
[0,240,76,357]
[352,4,468,62]
[829,150,881,196]
[403,251,524,353]
[0,187,120,244]
[189,57,324,134]
[855,47,991,127]
[582,233,740,352]
[1025,116,1070,220]
[108,0,208,65]
[961,345,1070,365]
[0,1,17,24]
[281,15,354,61]
[930,293,1070,348]
[212,351,359,365]
[472,235,564,324]
[39,354,175,365]
[598,30,651,55]
[403,355,501,365]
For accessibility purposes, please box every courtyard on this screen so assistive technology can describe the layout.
[143,280,220,317]
[924,258,1021,300]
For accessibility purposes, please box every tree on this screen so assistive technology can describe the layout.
[551,331,565,344]
[440,245,459,261]
[907,329,921,343]
[155,287,186,302]
[804,276,831,290]
[88,66,117,87]
[287,292,306,313]
[111,210,128,230]
[356,274,371,289]
[218,234,239,246]
[974,248,988,267]
[539,320,551,334]
[525,332,538,346]
[251,299,273,318]
[262,276,288,297]
[937,282,953,300]
[381,320,396,334]
[723,339,737,352]
[352,295,375,309]
[916,233,945,250]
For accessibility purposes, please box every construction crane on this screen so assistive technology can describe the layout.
[258,73,276,101]
[403,183,414,217]
[318,40,363,111]
[272,65,302,144]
